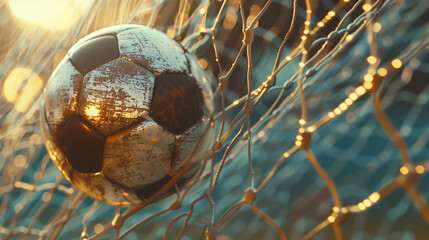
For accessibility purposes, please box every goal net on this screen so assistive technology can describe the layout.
[1,0,429,239]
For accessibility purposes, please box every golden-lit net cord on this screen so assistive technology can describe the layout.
[1,0,429,239]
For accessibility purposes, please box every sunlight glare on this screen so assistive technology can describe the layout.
[8,0,94,31]
[85,105,101,119]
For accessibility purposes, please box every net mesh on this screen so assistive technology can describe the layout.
[1,0,429,239]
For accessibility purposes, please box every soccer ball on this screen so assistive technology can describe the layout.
[40,25,214,205]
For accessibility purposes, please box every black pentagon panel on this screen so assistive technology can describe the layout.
[150,74,203,135]
[69,35,119,74]
[135,175,172,200]
[58,115,105,173]
[135,174,193,200]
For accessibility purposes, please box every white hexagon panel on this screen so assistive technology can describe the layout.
[78,58,154,136]
[174,116,210,172]
[43,58,82,133]
[117,25,189,74]
[103,119,175,190]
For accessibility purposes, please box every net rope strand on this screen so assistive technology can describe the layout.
[1,0,429,239]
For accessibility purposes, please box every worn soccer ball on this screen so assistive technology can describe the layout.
[40,25,214,205]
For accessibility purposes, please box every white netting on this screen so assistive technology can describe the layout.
[1,0,429,239]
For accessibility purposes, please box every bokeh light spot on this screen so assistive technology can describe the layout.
[3,67,44,112]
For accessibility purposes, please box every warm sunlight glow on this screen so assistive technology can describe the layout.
[8,0,94,31]
[3,67,44,112]
[85,105,101,118]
